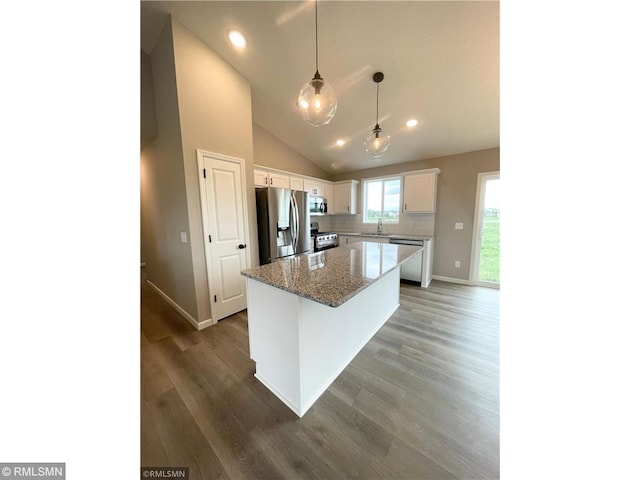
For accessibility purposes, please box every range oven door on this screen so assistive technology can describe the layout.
[314,241,338,252]
[315,245,336,252]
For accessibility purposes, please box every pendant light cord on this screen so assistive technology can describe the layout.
[315,0,319,72]
[376,82,379,125]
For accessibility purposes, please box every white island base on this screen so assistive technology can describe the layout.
[246,268,400,417]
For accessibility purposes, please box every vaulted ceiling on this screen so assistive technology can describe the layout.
[141,1,499,173]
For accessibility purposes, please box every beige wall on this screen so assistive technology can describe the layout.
[252,124,330,180]
[428,148,499,280]
[141,19,198,316]
[140,51,157,150]
[171,18,257,322]
[331,147,500,281]
[140,17,258,323]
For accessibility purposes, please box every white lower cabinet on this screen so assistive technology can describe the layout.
[391,238,433,287]
[399,250,422,282]
[340,235,350,246]
[358,235,389,244]
[338,235,433,288]
[340,235,389,245]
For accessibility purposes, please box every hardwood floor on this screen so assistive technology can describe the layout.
[141,280,500,479]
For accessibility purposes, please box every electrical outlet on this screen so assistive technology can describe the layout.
[455,222,464,230]
[455,261,461,268]
[180,232,188,243]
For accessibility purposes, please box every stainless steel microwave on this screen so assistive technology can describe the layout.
[309,195,327,215]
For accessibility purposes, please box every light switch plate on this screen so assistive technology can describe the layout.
[455,222,463,230]
[180,232,188,243]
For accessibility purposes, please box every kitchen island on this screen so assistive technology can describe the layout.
[241,241,422,416]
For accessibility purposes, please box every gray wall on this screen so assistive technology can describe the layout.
[140,17,257,323]
[331,147,500,281]
[140,51,157,150]
[172,17,257,322]
[141,19,197,317]
[252,124,331,180]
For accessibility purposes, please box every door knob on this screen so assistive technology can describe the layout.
[238,244,246,249]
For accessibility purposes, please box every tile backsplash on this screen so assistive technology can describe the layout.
[328,213,435,236]
[313,216,333,232]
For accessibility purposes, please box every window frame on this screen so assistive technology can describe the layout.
[361,175,402,224]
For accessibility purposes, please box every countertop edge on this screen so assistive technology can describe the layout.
[241,244,423,308]
[241,272,343,307]
[334,231,434,240]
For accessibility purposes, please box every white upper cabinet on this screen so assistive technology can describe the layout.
[403,169,440,213]
[333,180,358,214]
[254,169,269,187]
[324,183,334,214]
[303,180,325,197]
[254,169,290,189]
[289,177,304,191]
[268,171,290,188]
[253,166,358,216]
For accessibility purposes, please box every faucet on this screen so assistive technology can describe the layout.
[377,218,383,234]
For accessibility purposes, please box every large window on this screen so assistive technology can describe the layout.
[362,176,401,224]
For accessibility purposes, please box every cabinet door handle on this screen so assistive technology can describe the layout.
[270,178,273,185]
[405,203,407,210]
[264,177,268,185]
[238,244,246,249]
[347,205,349,212]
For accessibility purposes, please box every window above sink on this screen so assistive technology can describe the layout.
[362,175,401,224]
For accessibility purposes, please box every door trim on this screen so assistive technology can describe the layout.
[196,148,252,324]
[470,171,500,288]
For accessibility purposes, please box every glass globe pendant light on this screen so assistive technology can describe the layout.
[296,0,337,126]
[364,72,391,158]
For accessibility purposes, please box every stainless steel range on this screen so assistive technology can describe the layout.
[310,222,339,252]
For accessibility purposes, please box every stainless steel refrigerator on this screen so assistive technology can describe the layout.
[255,187,312,265]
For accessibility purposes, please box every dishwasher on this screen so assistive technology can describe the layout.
[390,238,424,283]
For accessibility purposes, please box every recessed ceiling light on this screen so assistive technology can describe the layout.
[336,139,346,146]
[228,30,246,49]
[406,119,418,127]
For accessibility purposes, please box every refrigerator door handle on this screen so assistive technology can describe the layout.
[296,195,300,249]
[290,195,296,250]
[291,193,299,250]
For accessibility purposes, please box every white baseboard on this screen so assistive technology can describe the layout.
[431,275,472,285]
[254,373,302,417]
[145,280,213,331]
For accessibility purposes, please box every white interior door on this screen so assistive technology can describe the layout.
[470,171,500,288]
[198,150,250,322]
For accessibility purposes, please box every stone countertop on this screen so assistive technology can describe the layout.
[241,242,422,308]
[334,231,434,241]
